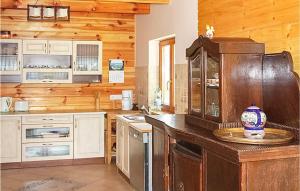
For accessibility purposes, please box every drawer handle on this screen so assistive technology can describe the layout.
[42,143,53,146]
[42,118,54,121]
[42,125,53,127]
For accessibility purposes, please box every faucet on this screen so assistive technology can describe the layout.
[140,105,150,115]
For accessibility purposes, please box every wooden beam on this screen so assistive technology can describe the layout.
[0,0,150,14]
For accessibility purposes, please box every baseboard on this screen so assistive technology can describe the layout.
[1,157,105,170]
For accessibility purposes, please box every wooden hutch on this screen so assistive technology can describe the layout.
[146,36,300,191]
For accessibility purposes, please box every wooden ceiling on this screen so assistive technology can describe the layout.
[0,0,170,14]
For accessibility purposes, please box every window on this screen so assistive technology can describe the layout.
[159,38,175,113]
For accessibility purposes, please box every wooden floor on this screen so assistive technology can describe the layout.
[1,164,134,191]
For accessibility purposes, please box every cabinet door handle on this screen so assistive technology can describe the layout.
[48,44,51,54]
[177,182,184,191]
[75,119,78,128]
[73,61,76,71]
[18,61,21,70]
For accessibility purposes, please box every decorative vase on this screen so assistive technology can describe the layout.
[241,105,267,139]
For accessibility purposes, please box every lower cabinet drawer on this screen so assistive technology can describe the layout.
[22,114,73,124]
[22,142,73,162]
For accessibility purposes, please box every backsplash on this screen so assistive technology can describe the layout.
[136,63,188,114]
[175,64,188,114]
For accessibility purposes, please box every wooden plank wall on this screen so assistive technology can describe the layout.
[198,0,300,74]
[0,5,137,110]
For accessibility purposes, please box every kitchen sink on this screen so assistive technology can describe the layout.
[123,114,145,121]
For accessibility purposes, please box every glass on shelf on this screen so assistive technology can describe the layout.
[205,53,220,117]
[23,55,71,69]
[190,54,202,113]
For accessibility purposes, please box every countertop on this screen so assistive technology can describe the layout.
[0,109,145,116]
[145,114,300,163]
[129,123,152,133]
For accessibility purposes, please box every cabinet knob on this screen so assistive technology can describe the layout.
[177,182,184,191]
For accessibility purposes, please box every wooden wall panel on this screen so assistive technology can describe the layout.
[198,0,300,74]
[0,5,137,110]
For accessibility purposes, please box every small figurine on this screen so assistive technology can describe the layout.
[241,105,267,139]
[205,25,215,39]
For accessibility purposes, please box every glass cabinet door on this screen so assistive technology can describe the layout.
[189,52,202,114]
[73,41,102,75]
[0,39,22,75]
[22,142,73,161]
[22,124,73,143]
[205,52,220,118]
[22,69,72,83]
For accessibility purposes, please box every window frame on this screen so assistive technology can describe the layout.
[159,37,175,113]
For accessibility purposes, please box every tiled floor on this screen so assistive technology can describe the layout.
[1,164,134,191]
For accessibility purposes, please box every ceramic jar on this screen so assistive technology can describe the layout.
[241,105,267,139]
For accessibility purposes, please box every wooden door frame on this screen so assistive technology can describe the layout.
[159,37,175,113]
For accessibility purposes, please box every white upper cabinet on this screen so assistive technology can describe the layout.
[23,40,72,55]
[23,40,48,55]
[48,41,72,55]
[0,39,23,75]
[0,116,22,163]
[74,113,105,159]
[73,41,103,75]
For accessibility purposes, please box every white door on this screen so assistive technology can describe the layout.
[116,119,123,169]
[0,116,21,163]
[48,41,72,55]
[72,41,103,75]
[23,40,48,54]
[122,122,130,177]
[74,114,104,159]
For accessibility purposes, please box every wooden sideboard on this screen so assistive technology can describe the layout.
[146,114,300,191]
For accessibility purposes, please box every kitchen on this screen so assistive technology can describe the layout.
[1,0,299,191]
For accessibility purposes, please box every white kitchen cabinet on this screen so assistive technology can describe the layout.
[23,40,72,55]
[116,116,131,178]
[73,41,102,75]
[48,41,72,55]
[0,116,21,163]
[0,39,22,75]
[23,40,48,55]
[116,118,124,169]
[74,113,104,159]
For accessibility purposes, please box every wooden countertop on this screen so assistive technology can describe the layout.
[145,114,300,163]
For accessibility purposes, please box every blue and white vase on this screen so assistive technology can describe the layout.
[241,105,267,139]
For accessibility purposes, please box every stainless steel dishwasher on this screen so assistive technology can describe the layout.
[129,126,152,191]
